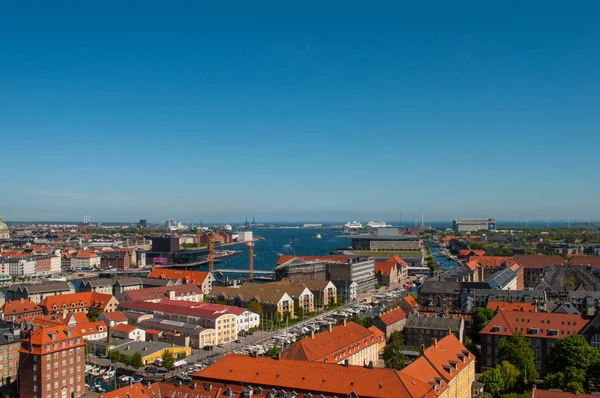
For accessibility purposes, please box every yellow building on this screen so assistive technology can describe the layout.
[421,334,475,398]
[113,341,192,366]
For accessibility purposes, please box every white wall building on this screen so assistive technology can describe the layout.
[50,251,62,274]
[237,231,253,242]
[236,309,261,332]
[10,259,36,277]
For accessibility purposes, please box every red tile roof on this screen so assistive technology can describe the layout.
[124,284,203,301]
[386,255,406,264]
[480,310,588,339]
[487,301,536,312]
[532,389,598,398]
[148,268,211,284]
[101,311,128,322]
[93,382,150,398]
[276,255,354,266]
[513,255,565,269]
[403,295,417,309]
[567,255,600,268]
[112,323,138,333]
[377,307,407,326]
[39,292,114,314]
[375,261,396,275]
[193,354,436,398]
[465,261,479,271]
[1,298,42,316]
[421,334,475,383]
[118,300,245,320]
[401,356,449,396]
[280,322,377,363]
[78,321,108,337]
[468,256,510,268]
[69,312,90,325]
[20,323,85,355]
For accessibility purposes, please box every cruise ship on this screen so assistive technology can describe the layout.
[367,220,389,228]
[344,221,363,229]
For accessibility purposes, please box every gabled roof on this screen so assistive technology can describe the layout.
[280,322,376,362]
[532,388,598,398]
[124,284,203,302]
[78,320,108,337]
[377,307,407,326]
[375,261,396,276]
[39,292,115,313]
[468,256,510,268]
[193,354,436,398]
[118,300,246,320]
[421,334,474,384]
[568,255,600,268]
[1,298,42,315]
[480,310,588,339]
[148,268,211,285]
[20,323,84,354]
[69,312,90,325]
[386,255,407,265]
[112,323,138,334]
[401,356,449,397]
[465,261,479,271]
[100,311,128,322]
[96,382,150,398]
[513,255,566,269]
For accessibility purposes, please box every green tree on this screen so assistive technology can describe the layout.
[498,332,538,382]
[566,276,576,286]
[265,345,281,357]
[480,368,505,397]
[472,307,495,338]
[162,351,175,370]
[109,350,121,363]
[297,306,305,319]
[497,361,521,392]
[375,283,381,290]
[382,332,407,370]
[177,351,187,360]
[283,311,292,324]
[500,393,531,398]
[545,334,599,393]
[247,301,263,314]
[464,336,480,358]
[121,355,131,366]
[131,352,143,368]
[274,311,282,326]
[586,361,600,392]
[361,316,373,328]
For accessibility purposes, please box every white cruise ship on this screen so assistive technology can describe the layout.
[367,220,389,228]
[344,221,363,229]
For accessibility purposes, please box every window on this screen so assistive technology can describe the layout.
[591,335,600,349]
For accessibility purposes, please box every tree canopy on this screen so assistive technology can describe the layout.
[247,301,263,315]
[382,332,408,370]
[479,368,505,397]
[545,334,600,393]
[131,352,143,368]
[498,332,538,382]
[162,351,175,370]
[472,307,495,338]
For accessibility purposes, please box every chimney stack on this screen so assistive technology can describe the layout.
[432,338,438,347]
[343,318,347,327]
[420,344,425,353]
[329,323,333,332]
[311,330,315,339]
[448,329,452,336]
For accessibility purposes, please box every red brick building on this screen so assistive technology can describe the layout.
[480,310,589,373]
[19,322,86,398]
[100,251,130,270]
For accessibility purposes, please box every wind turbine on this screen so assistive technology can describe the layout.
[545,217,550,228]
[566,217,571,229]
[587,218,592,227]
[525,218,529,228]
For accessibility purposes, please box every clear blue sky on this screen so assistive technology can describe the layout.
[1,1,599,223]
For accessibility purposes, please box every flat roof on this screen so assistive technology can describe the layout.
[341,234,419,241]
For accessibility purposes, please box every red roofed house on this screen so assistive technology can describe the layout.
[531,387,598,398]
[280,321,379,366]
[112,323,146,341]
[373,306,408,338]
[375,261,400,288]
[77,320,109,341]
[19,322,86,397]
[0,298,43,322]
[147,267,215,294]
[480,310,589,373]
[71,250,100,269]
[98,310,128,327]
[193,353,438,398]
[39,292,119,319]
[369,325,387,353]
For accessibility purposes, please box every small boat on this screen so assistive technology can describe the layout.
[177,374,192,382]
[316,233,322,239]
[102,368,116,380]
[133,377,143,383]
[119,375,133,383]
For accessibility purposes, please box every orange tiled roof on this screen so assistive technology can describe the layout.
[148,268,210,284]
[480,310,589,339]
[280,322,377,363]
[386,255,406,264]
[92,382,150,398]
[375,261,396,275]
[101,311,128,322]
[469,256,510,267]
[20,323,85,355]
[513,255,565,269]
[568,255,600,268]
[532,389,598,398]
[487,301,535,312]
[421,334,475,383]
[368,325,385,341]
[112,323,138,334]
[69,312,90,325]
[39,292,114,313]
[1,298,42,315]
[76,250,98,259]
[193,354,436,398]
[465,261,479,271]
[401,356,449,396]
[377,307,407,326]
[403,295,417,309]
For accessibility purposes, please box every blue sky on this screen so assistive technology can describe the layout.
[1,1,599,223]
